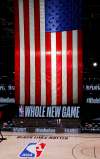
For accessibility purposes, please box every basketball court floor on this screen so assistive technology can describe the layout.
[0,132,100,159]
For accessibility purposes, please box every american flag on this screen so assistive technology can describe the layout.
[14,0,83,105]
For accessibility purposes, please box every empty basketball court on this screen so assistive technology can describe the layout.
[0,132,100,159]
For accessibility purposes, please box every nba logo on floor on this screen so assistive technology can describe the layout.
[19,142,46,158]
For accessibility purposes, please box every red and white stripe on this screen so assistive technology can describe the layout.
[14,0,83,105]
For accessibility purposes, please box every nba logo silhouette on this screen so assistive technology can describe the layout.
[19,142,46,158]
[19,105,24,117]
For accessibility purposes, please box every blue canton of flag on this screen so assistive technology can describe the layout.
[45,0,82,32]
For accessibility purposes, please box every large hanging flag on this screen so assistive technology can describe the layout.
[14,0,83,105]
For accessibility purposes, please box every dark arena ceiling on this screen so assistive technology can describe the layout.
[0,0,100,79]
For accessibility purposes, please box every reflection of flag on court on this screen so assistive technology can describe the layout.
[14,0,83,105]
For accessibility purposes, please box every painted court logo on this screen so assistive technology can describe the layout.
[19,142,46,158]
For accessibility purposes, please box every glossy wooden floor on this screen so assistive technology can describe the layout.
[0,132,100,159]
